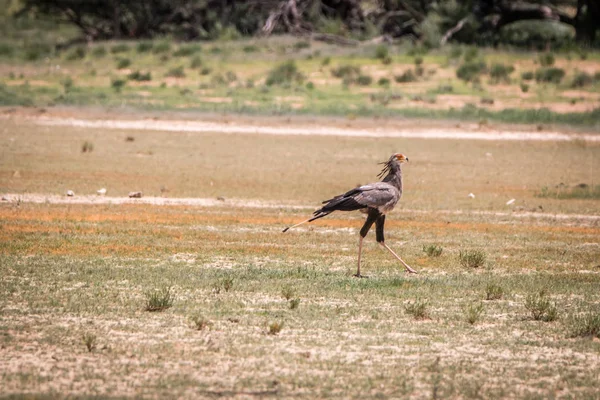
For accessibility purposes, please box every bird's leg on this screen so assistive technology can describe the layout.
[375,215,417,274]
[356,236,364,278]
[354,210,378,278]
[379,242,418,274]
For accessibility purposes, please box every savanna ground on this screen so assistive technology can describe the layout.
[1,107,599,398]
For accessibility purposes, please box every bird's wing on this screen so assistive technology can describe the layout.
[351,182,399,208]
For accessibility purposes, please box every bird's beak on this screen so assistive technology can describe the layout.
[396,154,408,163]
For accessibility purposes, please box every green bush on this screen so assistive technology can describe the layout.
[521,71,534,80]
[136,41,153,53]
[356,75,373,86]
[499,20,575,49]
[538,53,555,67]
[394,69,416,83]
[459,250,486,268]
[116,58,131,69]
[525,291,558,322]
[153,41,171,54]
[570,71,594,88]
[535,67,565,84]
[65,46,86,61]
[145,286,174,312]
[266,61,304,86]
[111,78,126,92]
[173,44,201,57]
[405,299,429,320]
[374,45,389,60]
[92,46,107,58]
[456,60,486,82]
[165,66,186,78]
[190,56,203,69]
[294,41,311,50]
[0,83,34,106]
[520,82,529,93]
[243,45,259,53]
[489,63,515,83]
[464,47,479,62]
[111,43,130,54]
[377,77,390,86]
[423,244,443,257]
[569,312,600,338]
[0,43,15,58]
[24,42,53,61]
[128,70,152,81]
[331,64,361,79]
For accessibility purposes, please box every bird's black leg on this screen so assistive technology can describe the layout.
[376,215,418,274]
[355,209,379,278]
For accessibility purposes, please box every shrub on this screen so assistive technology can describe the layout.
[489,63,515,83]
[190,314,211,331]
[0,43,15,58]
[459,250,486,268]
[92,46,107,58]
[225,71,237,82]
[82,332,97,352]
[281,286,295,300]
[243,45,259,53]
[294,41,311,50]
[570,71,594,88]
[136,41,153,53]
[405,299,429,320]
[414,56,424,66]
[111,78,126,92]
[520,82,529,93]
[331,64,361,80]
[449,46,462,59]
[306,81,315,90]
[423,244,443,257]
[499,20,575,49]
[61,77,74,93]
[485,283,504,300]
[464,47,479,62]
[165,66,186,78]
[464,303,485,325]
[65,46,86,61]
[289,299,301,310]
[457,61,487,82]
[378,77,390,86]
[111,43,130,54]
[145,286,175,312]
[525,291,558,322]
[538,53,555,67]
[81,141,94,153]
[535,67,565,84]
[356,74,373,86]
[382,55,392,65]
[200,67,212,75]
[116,58,131,69]
[395,69,416,83]
[24,42,52,61]
[128,70,152,81]
[153,41,171,54]
[569,312,600,338]
[266,60,304,86]
[375,45,389,60]
[190,56,203,69]
[173,44,201,57]
[521,71,534,80]
[268,321,283,335]
[321,57,331,66]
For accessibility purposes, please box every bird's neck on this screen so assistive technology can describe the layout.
[382,164,403,194]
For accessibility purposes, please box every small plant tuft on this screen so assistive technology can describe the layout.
[521,71,534,80]
[127,70,151,81]
[423,244,443,257]
[485,283,504,300]
[81,141,94,153]
[374,45,389,60]
[520,82,529,93]
[266,60,304,86]
[268,321,284,335]
[145,286,175,312]
[356,74,373,86]
[116,58,131,69]
[489,63,515,83]
[165,66,186,78]
[190,314,211,331]
[111,78,126,92]
[535,67,565,84]
[569,312,600,338]
[570,71,594,88]
[457,60,487,82]
[394,69,416,83]
[82,332,97,352]
[525,290,558,322]
[538,53,555,67]
[289,298,301,310]
[111,43,130,54]
[464,302,485,325]
[281,286,295,300]
[405,299,429,320]
[459,250,486,268]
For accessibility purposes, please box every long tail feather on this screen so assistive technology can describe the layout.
[282,211,331,232]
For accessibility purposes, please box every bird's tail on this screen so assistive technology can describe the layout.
[282,210,331,232]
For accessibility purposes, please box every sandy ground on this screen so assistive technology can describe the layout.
[3,193,598,225]
[1,107,599,142]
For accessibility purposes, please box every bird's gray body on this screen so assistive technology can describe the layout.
[282,153,417,275]
[312,153,403,220]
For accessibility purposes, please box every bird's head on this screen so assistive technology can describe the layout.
[393,153,409,163]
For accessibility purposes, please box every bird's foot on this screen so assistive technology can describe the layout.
[405,267,418,274]
[353,273,369,279]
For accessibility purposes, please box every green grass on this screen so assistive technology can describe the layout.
[536,185,600,200]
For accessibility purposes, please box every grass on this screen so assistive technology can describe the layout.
[458,250,487,269]
[145,286,175,312]
[423,244,443,257]
[464,302,485,325]
[525,291,558,322]
[569,312,600,338]
[404,299,429,320]
[536,185,600,200]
